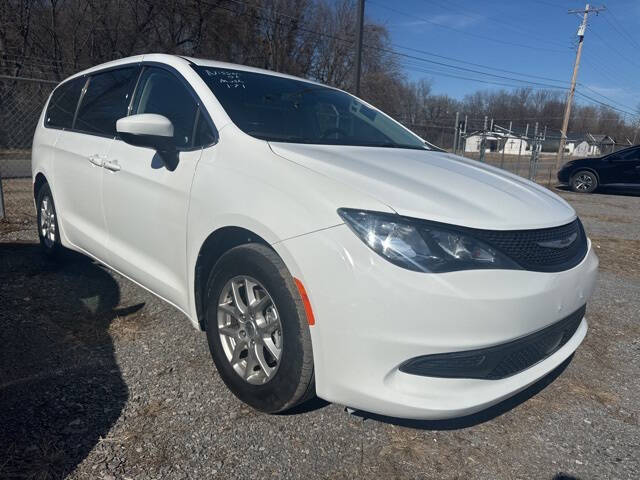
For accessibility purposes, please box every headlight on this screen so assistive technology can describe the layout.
[337,208,519,273]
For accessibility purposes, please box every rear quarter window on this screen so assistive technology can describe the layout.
[45,77,86,129]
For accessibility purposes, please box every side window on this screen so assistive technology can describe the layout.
[45,77,86,129]
[75,67,139,136]
[133,68,197,148]
[194,110,217,147]
[620,148,640,161]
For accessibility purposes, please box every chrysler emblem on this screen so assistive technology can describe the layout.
[537,232,578,249]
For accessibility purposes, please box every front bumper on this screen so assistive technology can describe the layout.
[557,167,572,183]
[274,224,598,420]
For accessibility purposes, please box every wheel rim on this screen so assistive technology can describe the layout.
[574,174,593,191]
[40,195,56,248]
[217,276,283,385]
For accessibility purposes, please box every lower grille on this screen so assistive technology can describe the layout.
[399,305,586,380]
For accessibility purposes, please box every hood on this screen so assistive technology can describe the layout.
[269,143,576,230]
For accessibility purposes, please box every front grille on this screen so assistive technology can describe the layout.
[472,218,588,272]
[399,305,586,380]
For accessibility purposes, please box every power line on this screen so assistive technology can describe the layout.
[14,0,625,120]
[203,0,573,90]
[603,9,640,51]
[528,0,567,9]
[391,44,571,84]
[578,84,639,114]
[580,54,639,94]
[400,61,569,90]
[574,89,638,119]
[590,27,640,70]
[385,49,570,89]
[419,0,570,50]
[402,60,639,119]
[205,0,640,119]
[368,0,568,54]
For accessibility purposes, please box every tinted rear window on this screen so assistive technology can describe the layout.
[45,77,86,129]
[75,67,139,136]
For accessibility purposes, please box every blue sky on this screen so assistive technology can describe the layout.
[364,0,640,119]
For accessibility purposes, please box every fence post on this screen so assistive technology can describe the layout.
[453,112,459,154]
[479,116,488,163]
[459,115,467,157]
[500,120,513,170]
[518,123,529,176]
[529,122,539,180]
[0,174,5,220]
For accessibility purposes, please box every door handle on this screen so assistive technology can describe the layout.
[103,159,121,172]
[87,154,104,167]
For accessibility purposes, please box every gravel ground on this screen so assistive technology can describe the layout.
[1,178,638,480]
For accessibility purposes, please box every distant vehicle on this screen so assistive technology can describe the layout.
[31,54,598,420]
[558,145,640,193]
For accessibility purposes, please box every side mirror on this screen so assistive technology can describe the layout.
[116,114,176,151]
[116,114,178,169]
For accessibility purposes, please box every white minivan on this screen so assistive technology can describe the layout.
[32,54,598,419]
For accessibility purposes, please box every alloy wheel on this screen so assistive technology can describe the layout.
[40,195,56,248]
[217,275,283,385]
[574,174,593,192]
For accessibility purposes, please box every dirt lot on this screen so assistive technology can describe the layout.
[1,177,638,480]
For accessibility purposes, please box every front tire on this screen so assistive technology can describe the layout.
[570,170,598,193]
[204,244,315,413]
[36,183,63,258]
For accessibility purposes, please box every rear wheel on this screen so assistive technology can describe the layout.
[204,243,315,413]
[570,170,598,193]
[36,183,63,258]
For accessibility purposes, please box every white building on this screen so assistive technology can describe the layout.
[573,140,600,157]
[563,140,577,155]
[571,134,615,157]
[465,132,529,154]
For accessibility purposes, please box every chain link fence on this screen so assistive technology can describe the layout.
[0,76,56,178]
[0,75,56,217]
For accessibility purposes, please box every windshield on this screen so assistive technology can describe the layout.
[194,66,428,150]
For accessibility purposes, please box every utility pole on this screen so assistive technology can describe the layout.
[556,3,606,171]
[354,0,365,96]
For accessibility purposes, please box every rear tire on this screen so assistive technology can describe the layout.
[570,170,598,193]
[204,243,315,413]
[36,183,63,258]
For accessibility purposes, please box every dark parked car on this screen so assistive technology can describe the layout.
[558,145,640,193]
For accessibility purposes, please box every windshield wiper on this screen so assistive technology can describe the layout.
[362,142,428,150]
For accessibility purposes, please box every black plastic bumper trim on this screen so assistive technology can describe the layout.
[399,305,586,380]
